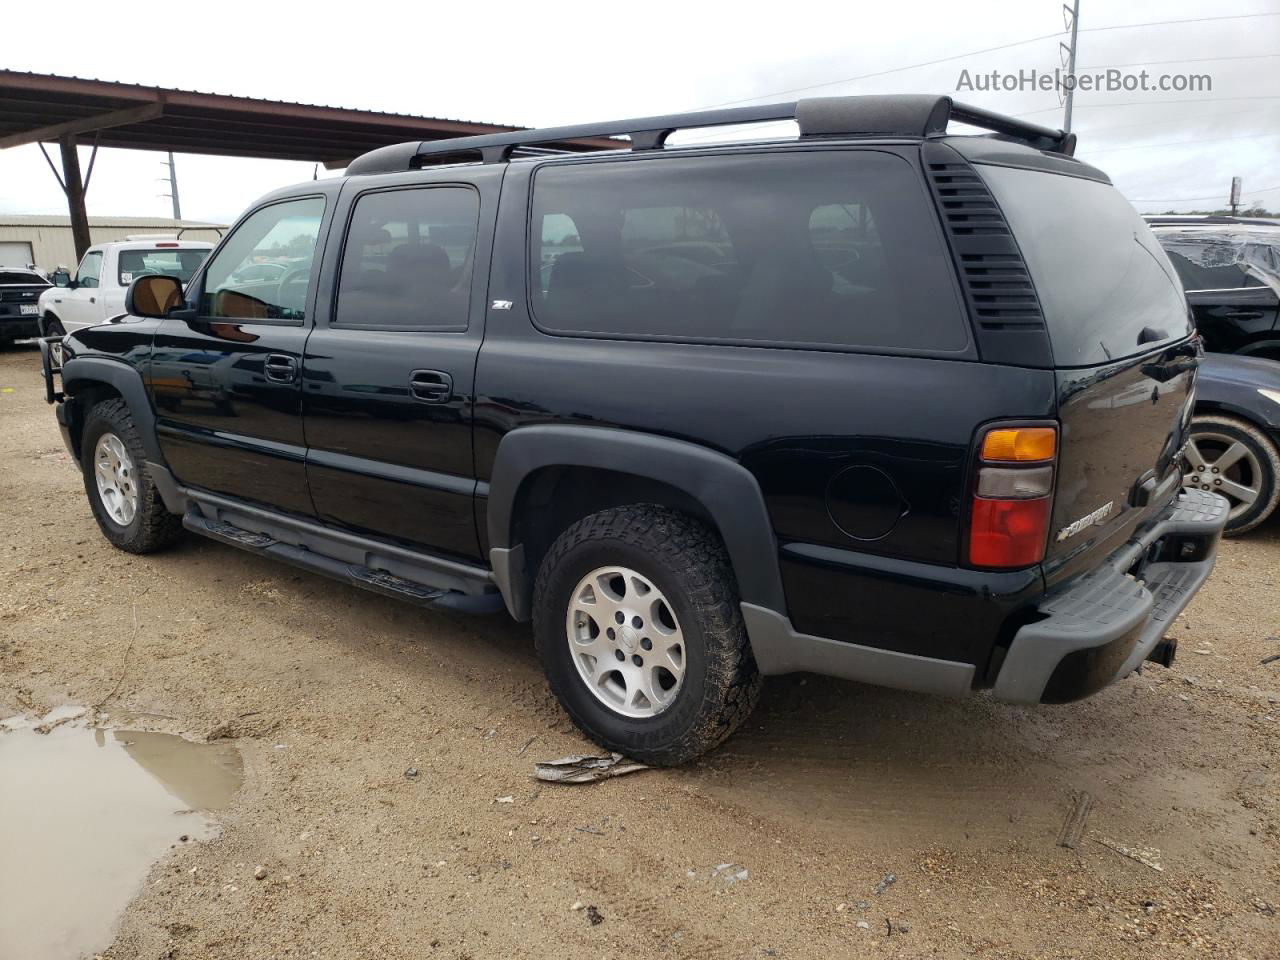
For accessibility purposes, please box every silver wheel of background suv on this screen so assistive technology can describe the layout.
[1184,431,1262,520]
[566,565,686,719]
[93,432,138,526]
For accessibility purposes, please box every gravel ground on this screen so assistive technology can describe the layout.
[1,342,1278,959]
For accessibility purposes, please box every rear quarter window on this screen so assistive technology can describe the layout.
[978,165,1191,367]
[528,150,968,354]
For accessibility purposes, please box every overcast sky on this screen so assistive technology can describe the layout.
[1,0,1277,223]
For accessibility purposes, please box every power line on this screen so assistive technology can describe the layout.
[684,32,1062,112]
[1078,11,1280,34]
[1129,184,1280,203]
[686,12,1280,114]
[1085,131,1280,155]
[1078,52,1280,71]
[1016,95,1280,118]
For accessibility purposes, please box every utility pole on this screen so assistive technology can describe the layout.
[1230,176,1242,216]
[166,152,182,220]
[1061,0,1081,133]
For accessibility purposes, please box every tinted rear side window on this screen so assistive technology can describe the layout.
[979,165,1191,367]
[529,151,967,352]
[335,186,478,330]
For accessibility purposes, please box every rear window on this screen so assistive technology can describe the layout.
[118,249,208,287]
[979,165,1191,367]
[529,151,967,353]
[0,271,45,285]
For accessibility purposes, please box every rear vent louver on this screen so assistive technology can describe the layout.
[927,161,1046,335]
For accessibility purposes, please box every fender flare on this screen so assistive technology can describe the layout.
[62,356,165,465]
[485,425,786,620]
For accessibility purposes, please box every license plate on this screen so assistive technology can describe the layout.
[19,303,37,315]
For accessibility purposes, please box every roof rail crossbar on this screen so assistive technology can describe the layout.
[344,95,1073,175]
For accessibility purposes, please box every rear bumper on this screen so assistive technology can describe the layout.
[0,316,41,339]
[993,489,1229,704]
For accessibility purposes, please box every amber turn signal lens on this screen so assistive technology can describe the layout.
[981,427,1057,462]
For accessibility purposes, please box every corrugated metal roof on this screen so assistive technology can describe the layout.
[0,70,523,129]
[0,215,226,228]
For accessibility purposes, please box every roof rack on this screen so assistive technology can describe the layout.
[345,94,1074,176]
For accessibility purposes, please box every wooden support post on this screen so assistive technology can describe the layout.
[59,134,92,264]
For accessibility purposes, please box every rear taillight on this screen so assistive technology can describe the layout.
[968,424,1057,569]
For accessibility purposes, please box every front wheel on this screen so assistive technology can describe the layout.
[43,316,65,338]
[81,398,183,553]
[1184,414,1280,535]
[532,505,761,766]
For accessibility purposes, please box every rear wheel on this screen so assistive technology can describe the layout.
[1184,414,1280,534]
[81,399,183,553]
[532,505,761,765]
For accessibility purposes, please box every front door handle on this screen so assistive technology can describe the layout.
[409,369,453,403]
[263,353,297,383]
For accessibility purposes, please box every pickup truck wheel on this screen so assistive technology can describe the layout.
[1184,414,1280,535]
[43,316,65,337]
[532,505,761,765]
[81,399,183,553]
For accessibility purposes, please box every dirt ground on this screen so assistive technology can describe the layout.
[1,342,1278,960]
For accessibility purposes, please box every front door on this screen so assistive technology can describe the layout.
[149,193,334,516]
[301,172,497,561]
[58,248,104,332]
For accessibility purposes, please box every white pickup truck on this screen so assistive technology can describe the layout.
[39,236,213,336]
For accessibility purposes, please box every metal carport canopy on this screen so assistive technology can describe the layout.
[0,70,616,260]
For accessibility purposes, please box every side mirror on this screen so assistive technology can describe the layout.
[126,274,185,319]
[52,269,71,288]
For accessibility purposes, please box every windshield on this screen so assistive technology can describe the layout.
[979,165,1192,367]
[118,249,208,287]
[1153,230,1280,293]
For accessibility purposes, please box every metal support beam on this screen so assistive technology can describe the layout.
[59,135,91,263]
[0,100,164,150]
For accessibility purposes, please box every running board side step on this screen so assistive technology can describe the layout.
[184,513,451,607]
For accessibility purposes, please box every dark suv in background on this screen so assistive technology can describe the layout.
[0,266,50,346]
[1147,216,1280,533]
[1148,216,1280,360]
[42,95,1228,763]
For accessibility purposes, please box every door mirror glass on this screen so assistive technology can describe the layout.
[52,269,71,288]
[126,274,184,318]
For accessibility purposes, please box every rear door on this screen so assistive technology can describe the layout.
[150,192,335,516]
[299,167,499,561]
[977,164,1196,586]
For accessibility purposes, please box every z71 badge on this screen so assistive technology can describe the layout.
[1055,501,1114,542]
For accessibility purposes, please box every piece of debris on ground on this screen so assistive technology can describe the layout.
[533,753,647,784]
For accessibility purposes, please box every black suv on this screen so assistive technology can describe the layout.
[1147,216,1280,360]
[1,266,50,345]
[42,96,1229,764]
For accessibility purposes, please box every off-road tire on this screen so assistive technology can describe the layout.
[81,398,184,553]
[532,504,762,765]
[1188,414,1280,535]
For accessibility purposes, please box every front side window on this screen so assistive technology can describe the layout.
[76,251,103,289]
[118,248,209,287]
[200,197,325,322]
[334,186,479,330]
[529,151,967,352]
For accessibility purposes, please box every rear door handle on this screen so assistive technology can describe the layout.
[263,353,297,383]
[409,369,453,403]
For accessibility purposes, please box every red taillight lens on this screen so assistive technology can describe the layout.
[968,423,1057,569]
[969,497,1051,568]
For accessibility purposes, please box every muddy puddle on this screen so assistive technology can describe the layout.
[0,708,242,960]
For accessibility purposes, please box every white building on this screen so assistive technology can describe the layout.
[0,216,225,273]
